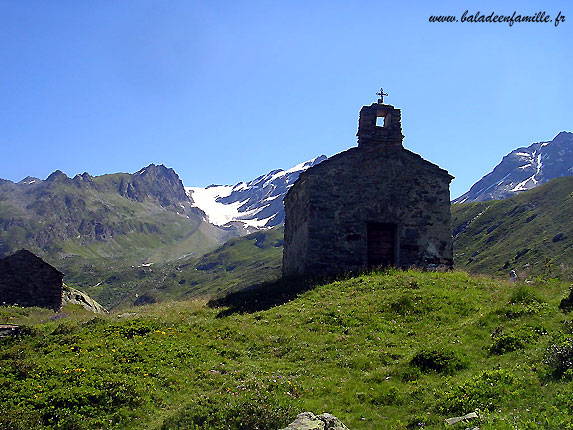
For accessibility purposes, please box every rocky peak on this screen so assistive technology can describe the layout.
[18,176,41,185]
[136,163,176,179]
[554,131,573,141]
[127,163,189,208]
[45,170,70,183]
[73,172,92,180]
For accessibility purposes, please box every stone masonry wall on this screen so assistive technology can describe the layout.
[283,177,311,275]
[0,250,63,311]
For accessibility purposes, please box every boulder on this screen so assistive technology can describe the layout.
[62,284,108,314]
[279,412,349,430]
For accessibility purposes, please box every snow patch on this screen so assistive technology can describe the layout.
[186,186,245,225]
[262,194,282,202]
[233,182,248,191]
[185,156,325,230]
[242,215,275,229]
[471,208,489,223]
[535,152,543,176]
[510,175,537,192]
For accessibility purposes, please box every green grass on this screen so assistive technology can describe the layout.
[2,270,573,429]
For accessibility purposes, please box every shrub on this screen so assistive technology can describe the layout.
[370,385,404,406]
[160,393,296,430]
[0,409,42,430]
[390,295,428,315]
[544,338,573,379]
[51,321,78,335]
[489,327,544,355]
[400,366,422,382]
[500,288,547,318]
[16,325,36,337]
[410,348,468,374]
[489,333,528,355]
[559,286,573,312]
[406,413,440,429]
[105,319,156,339]
[438,369,519,414]
[81,316,107,327]
[510,286,541,305]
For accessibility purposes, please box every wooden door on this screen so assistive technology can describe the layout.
[367,223,396,268]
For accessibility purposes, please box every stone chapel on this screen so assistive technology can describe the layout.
[283,94,454,277]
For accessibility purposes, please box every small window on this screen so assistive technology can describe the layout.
[376,116,386,127]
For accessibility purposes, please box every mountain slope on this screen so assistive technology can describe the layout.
[92,226,284,308]
[0,164,232,299]
[452,176,573,279]
[454,131,573,203]
[186,156,326,232]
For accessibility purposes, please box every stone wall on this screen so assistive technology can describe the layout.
[283,102,453,278]
[0,250,63,311]
[282,176,311,275]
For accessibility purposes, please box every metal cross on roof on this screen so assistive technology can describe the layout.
[376,88,388,104]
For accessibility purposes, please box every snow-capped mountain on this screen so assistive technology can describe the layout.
[186,155,327,233]
[453,131,573,203]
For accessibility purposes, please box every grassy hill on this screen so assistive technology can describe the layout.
[452,176,573,280]
[2,270,573,429]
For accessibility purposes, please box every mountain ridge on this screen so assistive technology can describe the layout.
[0,164,232,302]
[454,131,573,203]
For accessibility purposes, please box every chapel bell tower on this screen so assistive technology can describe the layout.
[357,88,404,148]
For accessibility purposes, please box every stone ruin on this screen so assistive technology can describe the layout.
[283,98,454,278]
[0,249,64,311]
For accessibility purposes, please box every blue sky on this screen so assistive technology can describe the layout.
[1,1,571,199]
